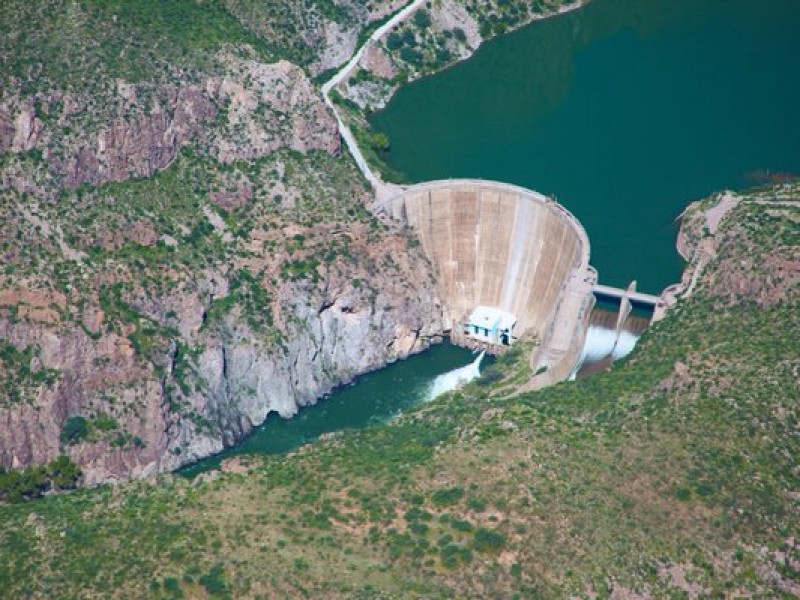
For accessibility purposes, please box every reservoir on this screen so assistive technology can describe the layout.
[369,0,800,292]
[181,342,481,476]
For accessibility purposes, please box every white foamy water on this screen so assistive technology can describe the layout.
[578,326,640,365]
[427,351,485,400]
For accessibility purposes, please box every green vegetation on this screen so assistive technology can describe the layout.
[1,0,798,595]
[0,0,397,94]
[59,414,139,449]
[375,0,576,81]
[0,0,273,93]
[0,189,797,597]
[60,417,89,446]
[472,527,506,554]
[413,9,431,29]
[0,456,80,503]
[348,123,406,184]
[464,0,573,39]
[0,340,59,405]
[0,144,380,424]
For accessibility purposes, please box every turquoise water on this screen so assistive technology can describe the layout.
[370,0,800,292]
[180,342,478,476]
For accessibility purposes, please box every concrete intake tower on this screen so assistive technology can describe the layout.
[387,180,597,387]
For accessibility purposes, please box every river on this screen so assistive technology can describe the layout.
[180,342,482,476]
[369,0,800,292]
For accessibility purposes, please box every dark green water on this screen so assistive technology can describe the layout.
[370,0,800,292]
[180,342,477,476]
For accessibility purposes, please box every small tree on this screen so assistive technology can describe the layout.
[386,31,403,50]
[47,455,81,490]
[473,527,506,553]
[60,416,89,446]
[413,9,431,28]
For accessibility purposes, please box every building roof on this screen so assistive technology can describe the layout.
[468,306,517,331]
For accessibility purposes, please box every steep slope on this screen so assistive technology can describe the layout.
[0,184,796,597]
[0,0,450,483]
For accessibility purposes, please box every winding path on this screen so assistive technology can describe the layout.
[321,0,426,196]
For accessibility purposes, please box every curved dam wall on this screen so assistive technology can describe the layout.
[387,180,597,385]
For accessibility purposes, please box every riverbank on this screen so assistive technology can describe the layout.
[178,341,480,478]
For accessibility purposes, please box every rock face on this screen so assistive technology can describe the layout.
[170,236,445,477]
[0,55,338,194]
[218,0,408,75]
[208,58,339,162]
[0,0,449,483]
[0,228,444,484]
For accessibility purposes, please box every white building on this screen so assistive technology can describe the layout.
[465,306,517,346]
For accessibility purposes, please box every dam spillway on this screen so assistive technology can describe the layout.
[387,180,597,385]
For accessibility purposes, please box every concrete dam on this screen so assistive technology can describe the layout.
[321,4,664,389]
[386,180,598,386]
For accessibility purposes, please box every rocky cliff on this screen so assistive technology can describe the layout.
[0,0,451,484]
[0,209,444,484]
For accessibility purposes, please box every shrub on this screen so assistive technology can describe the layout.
[386,32,403,50]
[450,518,473,532]
[439,543,472,568]
[467,497,487,512]
[413,9,431,28]
[93,415,118,431]
[435,48,452,64]
[46,455,81,490]
[60,416,89,445]
[0,456,79,502]
[431,487,464,507]
[199,564,228,596]
[473,527,506,553]
[477,366,504,386]
[437,533,453,547]
[162,577,183,599]
[408,521,429,535]
[399,47,423,66]
[404,507,433,522]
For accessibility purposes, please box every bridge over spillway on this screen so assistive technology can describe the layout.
[590,282,664,355]
[592,284,660,306]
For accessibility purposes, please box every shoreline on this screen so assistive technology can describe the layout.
[321,0,592,196]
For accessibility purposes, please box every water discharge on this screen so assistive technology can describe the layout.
[579,326,639,365]
[427,351,485,401]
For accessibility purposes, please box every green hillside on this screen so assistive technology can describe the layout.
[1,186,797,598]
